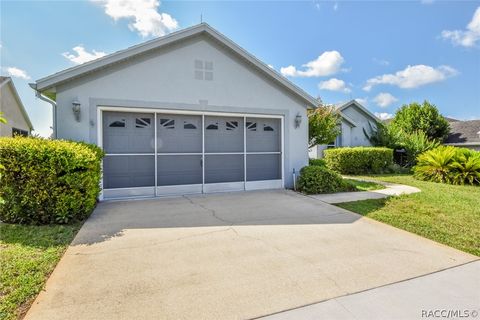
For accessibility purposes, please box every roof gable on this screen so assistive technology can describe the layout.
[338,100,380,124]
[35,23,318,108]
[0,77,33,130]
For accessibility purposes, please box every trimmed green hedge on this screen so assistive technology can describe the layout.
[324,147,394,174]
[309,158,326,167]
[0,137,104,224]
[297,165,354,194]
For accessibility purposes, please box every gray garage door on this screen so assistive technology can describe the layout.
[102,111,282,199]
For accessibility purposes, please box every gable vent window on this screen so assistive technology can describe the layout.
[194,60,214,81]
[226,121,238,131]
[263,124,274,132]
[206,123,218,130]
[184,121,197,129]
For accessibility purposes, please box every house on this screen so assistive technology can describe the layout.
[309,100,380,158]
[444,119,480,151]
[0,76,33,136]
[30,23,318,200]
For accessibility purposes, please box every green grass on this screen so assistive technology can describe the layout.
[0,223,82,320]
[343,179,385,191]
[336,175,480,256]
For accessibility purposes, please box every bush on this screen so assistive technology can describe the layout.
[414,146,480,185]
[324,147,394,174]
[0,137,104,224]
[297,165,353,194]
[309,158,326,167]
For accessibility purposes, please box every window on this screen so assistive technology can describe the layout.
[327,141,336,149]
[246,122,257,131]
[12,128,28,137]
[226,121,238,131]
[206,123,218,130]
[194,60,213,81]
[160,118,175,129]
[135,118,151,128]
[109,119,126,128]
[184,121,197,129]
[263,125,274,132]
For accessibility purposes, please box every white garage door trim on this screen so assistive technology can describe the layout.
[97,106,285,200]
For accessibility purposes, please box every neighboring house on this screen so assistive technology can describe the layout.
[444,119,480,151]
[309,100,380,158]
[31,23,318,200]
[0,76,33,136]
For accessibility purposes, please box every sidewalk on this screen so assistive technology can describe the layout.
[260,260,480,320]
[310,179,421,204]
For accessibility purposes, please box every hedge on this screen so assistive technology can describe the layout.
[309,158,326,167]
[324,147,394,174]
[0,137,104,224]
[297,165,353,194]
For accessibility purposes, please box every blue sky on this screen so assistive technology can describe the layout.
[1,0,479,137]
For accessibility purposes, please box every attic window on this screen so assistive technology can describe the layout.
[194,60,213,81]
[246,122,257,131]
[263,125,274,132]
[135,117,151,128]
[206,123,218,130]
[226,121,238,131]
[184,121,197,129]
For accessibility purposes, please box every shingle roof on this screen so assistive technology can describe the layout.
[445,120,480,144]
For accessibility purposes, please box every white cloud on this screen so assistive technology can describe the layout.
[355,97,368,106]
[318,78,351,93]
[5,67,31,80]
[441,7,480,47]
[62,46,107,65]
[373,92,398,108]
[363,64,458,91]
[280,51,345,77]
[375,112,394,120]
[94,0,178,37]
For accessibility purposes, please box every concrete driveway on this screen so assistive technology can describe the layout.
[25,190,476,320]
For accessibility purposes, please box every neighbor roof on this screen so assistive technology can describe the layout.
[0,76,34,130]
[445,120,480,144]
[35,23,318,108]
[336,100,380,124]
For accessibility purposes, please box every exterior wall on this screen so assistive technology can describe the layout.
[0,84,30,136]
[54,35,308,188]
[340,120,352,147]
[341,106,375,147]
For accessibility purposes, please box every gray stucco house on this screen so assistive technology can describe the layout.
[309,100,380,158]
[31,23,318,200]
[0,76,33,137]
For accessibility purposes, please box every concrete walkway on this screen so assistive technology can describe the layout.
[261,260,480,320]
[310,179,421,204]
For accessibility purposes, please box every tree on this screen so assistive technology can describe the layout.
[308,106,341,148]
[390,101,450,141]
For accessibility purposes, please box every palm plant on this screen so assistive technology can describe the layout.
[449,149,480,185]
[413,146,457,183]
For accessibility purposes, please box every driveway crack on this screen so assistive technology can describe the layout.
[183,195,234,224]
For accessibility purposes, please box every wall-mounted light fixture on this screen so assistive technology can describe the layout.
[294,113,302,128]
[72,100,81,122]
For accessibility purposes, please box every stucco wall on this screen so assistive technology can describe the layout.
[0,84,30,136]
[342,106,375,147]
[54,35,308,188]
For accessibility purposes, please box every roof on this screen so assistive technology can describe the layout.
[35,23,318,108]
[0,76,34,130]
[335,100,380,125]
[445,120,480,144]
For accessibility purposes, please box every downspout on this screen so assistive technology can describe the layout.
[29,83,57,138]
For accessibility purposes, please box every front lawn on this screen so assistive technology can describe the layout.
[0,223,82,320]
[336,175,480,256]
[344,179,385,191]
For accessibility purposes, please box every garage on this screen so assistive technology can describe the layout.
[101,109,283,199]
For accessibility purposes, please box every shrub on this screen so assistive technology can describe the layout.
[324,147,394,174]
[297,165,353,194]
[414,146,480,185]
[0,137,104,224]
[401,130,440,167]
[309,158,326,167]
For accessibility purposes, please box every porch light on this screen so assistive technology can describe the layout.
[72,100,81,122]
[294,113,302,128]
